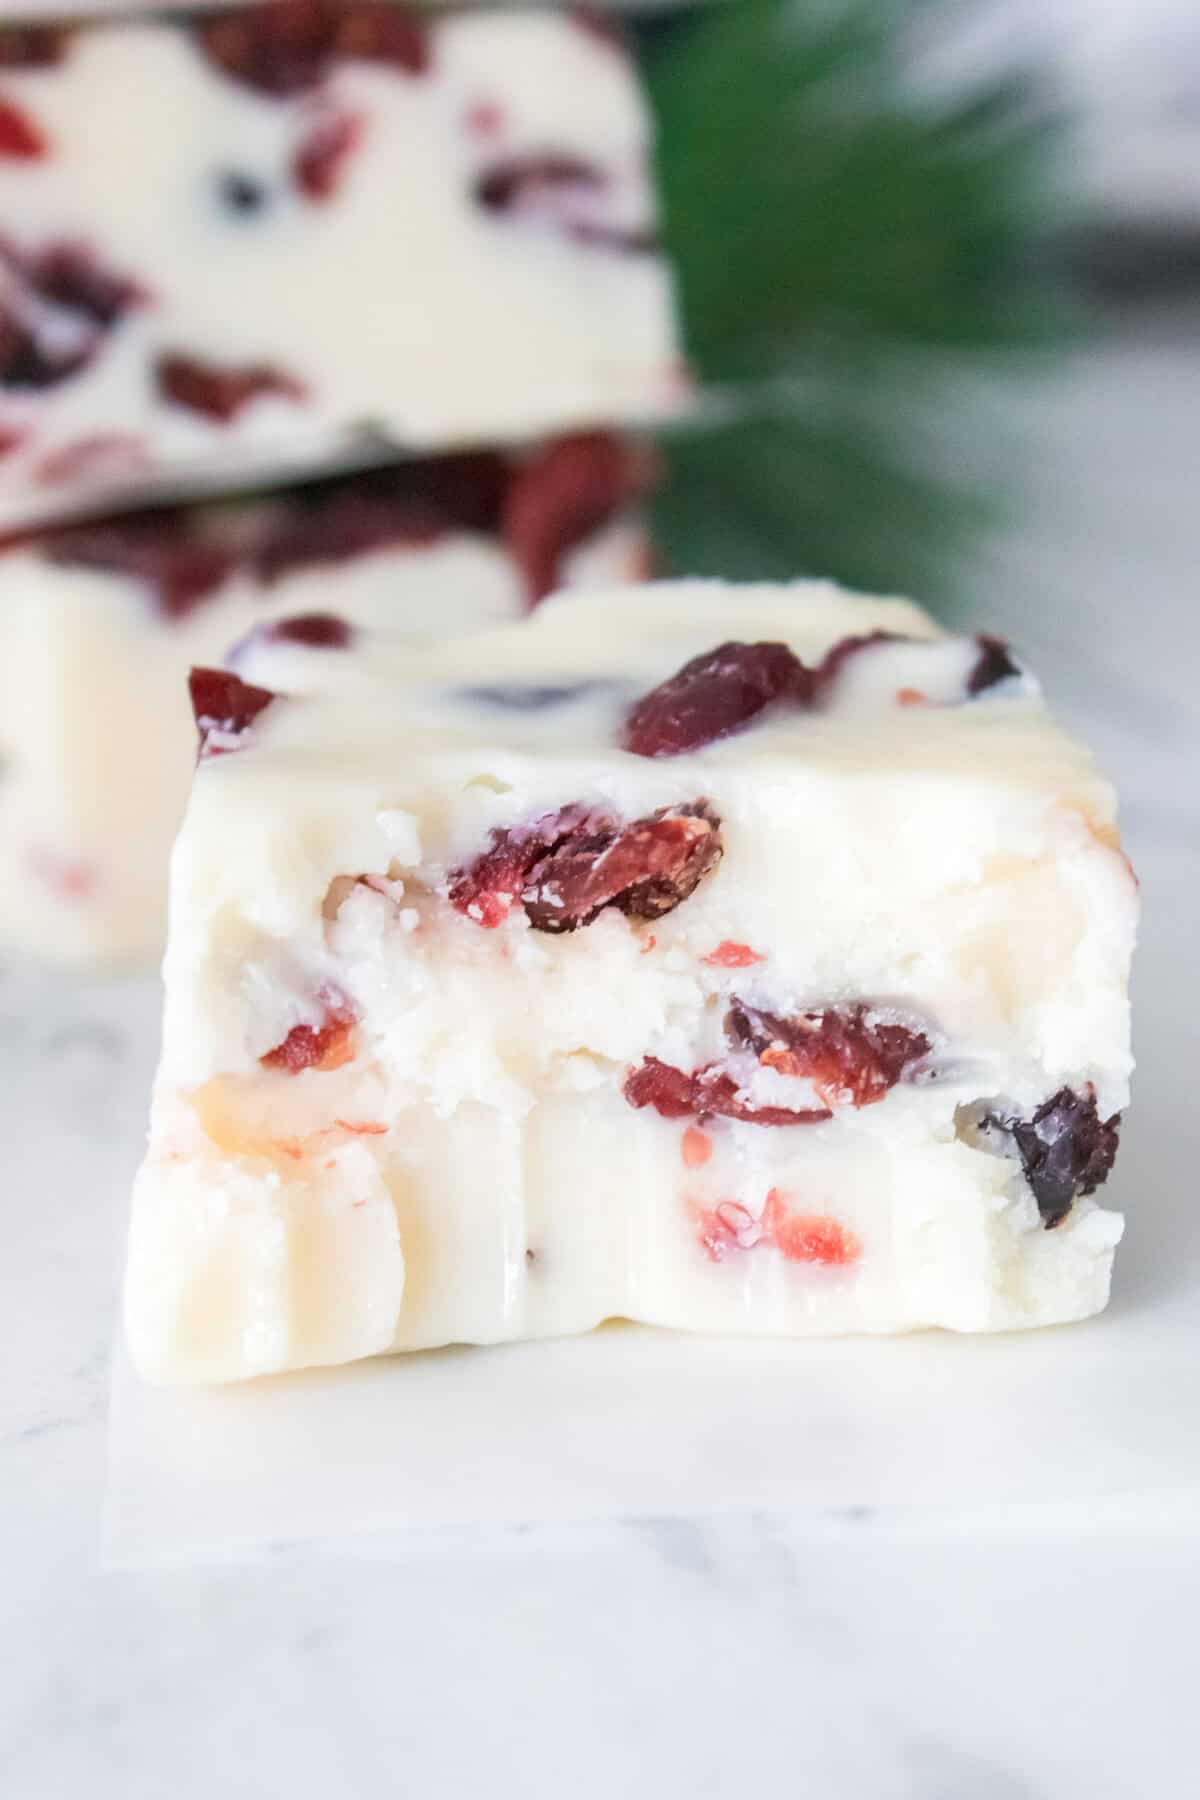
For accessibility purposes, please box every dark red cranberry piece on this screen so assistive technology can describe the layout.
[254,453,505,582]
[475,155,658,254]
[0,27,73,69]
[449,800,722,932]
[157,354,305,422]
[189,666,278,759]
[195,2,428,98]
[968,634,1022,696]
[292,109,364,201]
[522,802,722,933]
[0,240,143,391]
[503,434,656,604]
[260,991,357,1073]
[623,1057,832,1128]
[264,612,354,649]
[44,511,238,618]
[984,1086,1121,1228]
[0,95,47,159]
[815,630,905,692]
[623,641,813,759]
[726,1002,930,1109]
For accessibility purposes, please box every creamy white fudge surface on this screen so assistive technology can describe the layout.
[125,580,1137,1384]
[0,6,681,526]
[0,439,651,964]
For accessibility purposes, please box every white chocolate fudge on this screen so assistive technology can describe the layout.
[0,436,652,964]
[0,6,681,526]
[125,580,1137,1384]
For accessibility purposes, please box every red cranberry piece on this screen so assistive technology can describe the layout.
[44,509,238,618]
[968,634,1022,696]
[449,800,721,933]
[623,1057,832,1128]
[293,108,364,201]
[984,1086,1120,1228]
[264,613,354,649]
[815,630,904,693]
[261,991,357,1074]
[726,1002,930,1109]
[475,154,657,254]
[34,434,150,489]
[623,641,813,758]
[502,433,657,605]
[0,96,47,159]
[254,454,505,583]
[195,2,428,97]
[0,27,73,69]
[0,240,143,391]
[761,1189,860,1266]
[189,666,278,759]
[523,802,722,933]
[157,354,305,422]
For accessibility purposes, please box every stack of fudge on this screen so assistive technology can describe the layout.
[1,6,1138,1376]
[0,1,680,961]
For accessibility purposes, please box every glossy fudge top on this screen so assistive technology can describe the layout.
[200,579,1113,818]
[1,433,653,613]
[0,4,682,525]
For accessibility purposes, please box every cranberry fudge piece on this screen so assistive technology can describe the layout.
[0,4,682,527]
[124,580,1136,1383]
[0,435,652,964]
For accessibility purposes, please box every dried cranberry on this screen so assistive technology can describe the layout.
[44,511,237,618]
[450,801,721,933]
[475,154,657,254]
[761,1189,860,1266]
[815,630,904,693]
[0,27,73,68]
[623,641,812,758]
[726,1002,930,1109]
[503,433,656,604]
[189,666,278,758]
[292,108,364,201]
[195,2,428,98]
[157,354,305,422]
[0,240,143,391]
[0,95,47,159]
[984,1086,1121,1228]
[623,1057,832,1128]
[523,802,722,933]
[261,991,357,1073]
[968,633,1022,696]
[254,454,505,582]
[263,613,354,649]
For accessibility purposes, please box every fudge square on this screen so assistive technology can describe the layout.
[0,4,680,526]
[0,435,651,965]
[125,581,1136,1384]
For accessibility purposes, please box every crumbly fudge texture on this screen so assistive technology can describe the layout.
[0,5,681,525]
[0,437,651,964]
[125,580,1137,1383]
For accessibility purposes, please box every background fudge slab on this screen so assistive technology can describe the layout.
[0,4,682,527]
[125,579,1136,1384]
[0,434,653,966]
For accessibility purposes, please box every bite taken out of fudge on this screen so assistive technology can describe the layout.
[125,580,1137,1384]
[0,435,652,966]
[0,4,682,526]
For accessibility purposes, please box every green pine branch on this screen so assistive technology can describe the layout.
[641,0,1072,610]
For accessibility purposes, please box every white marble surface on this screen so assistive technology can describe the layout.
[4,319,1200,1796]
